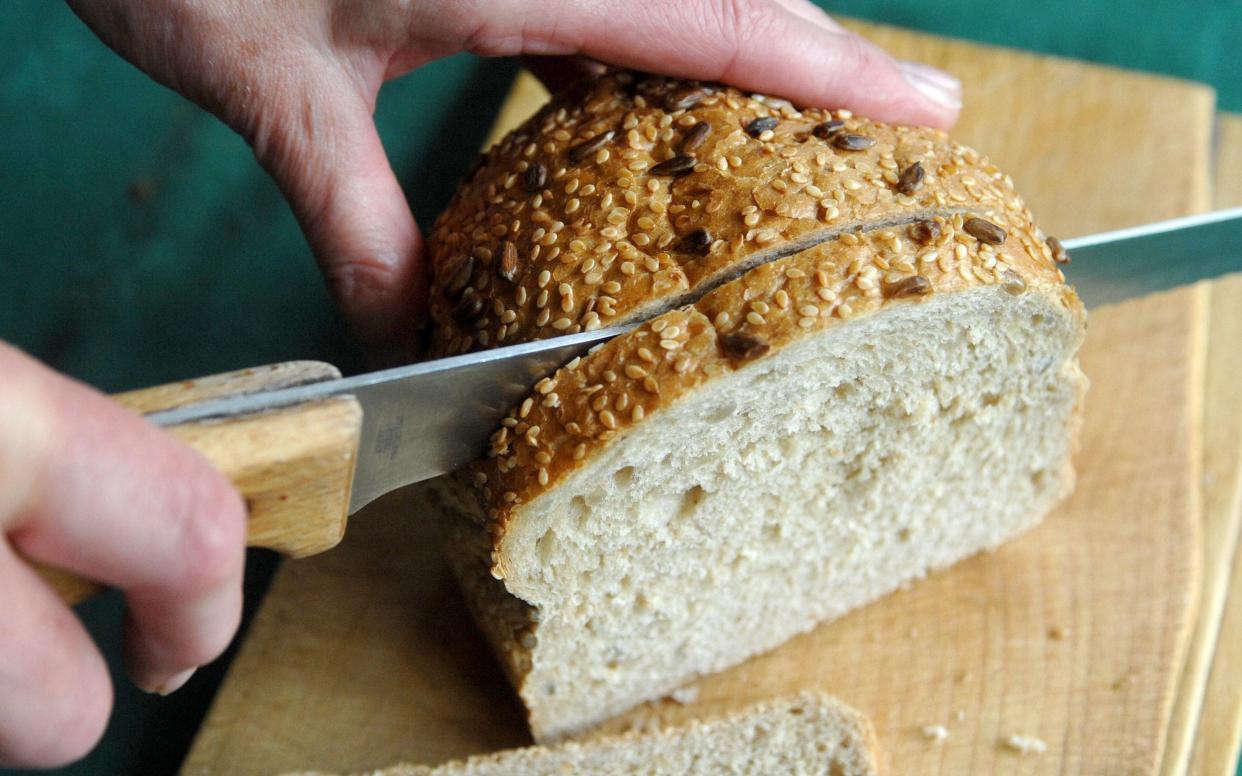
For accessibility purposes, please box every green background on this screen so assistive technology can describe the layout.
[1,2,1238,773]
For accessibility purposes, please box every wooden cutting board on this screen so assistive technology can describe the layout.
[181,23,1238,776]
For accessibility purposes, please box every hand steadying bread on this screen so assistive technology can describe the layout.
[422,72,1085,739]
[3,0,961,767]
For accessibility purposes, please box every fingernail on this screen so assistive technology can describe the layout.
[148,668,196,696]
[899,61,962,109]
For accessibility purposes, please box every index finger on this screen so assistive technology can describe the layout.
[0,344,246,694]
[452,0,960,127]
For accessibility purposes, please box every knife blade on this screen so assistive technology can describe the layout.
[147,207,1242,514]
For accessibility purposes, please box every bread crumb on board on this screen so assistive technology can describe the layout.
[669,685,700,705]
[1003,734,1048,755]
[921,724,949,742]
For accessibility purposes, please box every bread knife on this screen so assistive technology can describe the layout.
[39,206,1242,603]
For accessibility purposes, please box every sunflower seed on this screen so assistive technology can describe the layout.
[896,162,925,195]
[650,154,697,176]
[745,116,779,137]
[680,227,712,254]
[451,290,484,323]
[883,275,931,298]
[443,255,474,298]
[909,220,941,245]
[499,240,520,283]
[567,130,616,164]
[833,133,875,151]
[664,86,707,112]
[811,120,845,139]
[681,121,711,153]
[964,217,1007,245]
[523,162,547,192]
[719,333,770,361]
[1047,235,1070,264]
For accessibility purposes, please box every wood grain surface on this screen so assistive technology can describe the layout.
[1182,114,1242,776]
[183,24,1224,776]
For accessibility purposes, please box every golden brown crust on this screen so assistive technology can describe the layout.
[427,72,1051,357]
[476,214,1080,579]
[426,71,1083,581]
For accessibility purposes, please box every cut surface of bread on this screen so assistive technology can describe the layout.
[421,72,1086,741]
[289,692,879,776]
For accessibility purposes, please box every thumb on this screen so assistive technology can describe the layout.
[250,71,426,356]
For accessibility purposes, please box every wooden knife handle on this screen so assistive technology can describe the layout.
[33,361,363,606]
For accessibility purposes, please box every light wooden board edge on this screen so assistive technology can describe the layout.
[1183,113,1242,776]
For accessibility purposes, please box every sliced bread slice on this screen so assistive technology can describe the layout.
[290,692,879,776]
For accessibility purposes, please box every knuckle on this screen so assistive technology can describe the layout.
[173,479,246,593]
[319,255,402,314]
[706,0,777,81]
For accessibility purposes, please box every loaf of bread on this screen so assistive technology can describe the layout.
[421,72,1087,741]
[290,692,879,775]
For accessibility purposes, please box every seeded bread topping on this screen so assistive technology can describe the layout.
[424,71,1086,741]
[427,71,1067,358]
[425,71,1080,573]
[471,214,1079,576]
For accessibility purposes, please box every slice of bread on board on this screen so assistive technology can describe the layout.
[289,692,880,775]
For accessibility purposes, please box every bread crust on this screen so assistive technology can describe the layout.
[473,214,1080,578]
[426,73,1086,735]
[424,72,1082,577]
[428,72,1065,359]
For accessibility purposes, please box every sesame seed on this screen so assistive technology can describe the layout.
[599,410,618,430]
[1002,270,1027,295]
[631,405,645,422]
[659,338,682,350]
[552,317,572,330]
[746,311,767,326]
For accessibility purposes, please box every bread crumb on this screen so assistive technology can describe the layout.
[954,710,966,722]
[1047,625,1067,640]
[669,685,700,705]
[921,724,949,742]
[1003,734,1047,755]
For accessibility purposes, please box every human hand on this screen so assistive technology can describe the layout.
[0,343,246,767]
[69,0,962,357]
